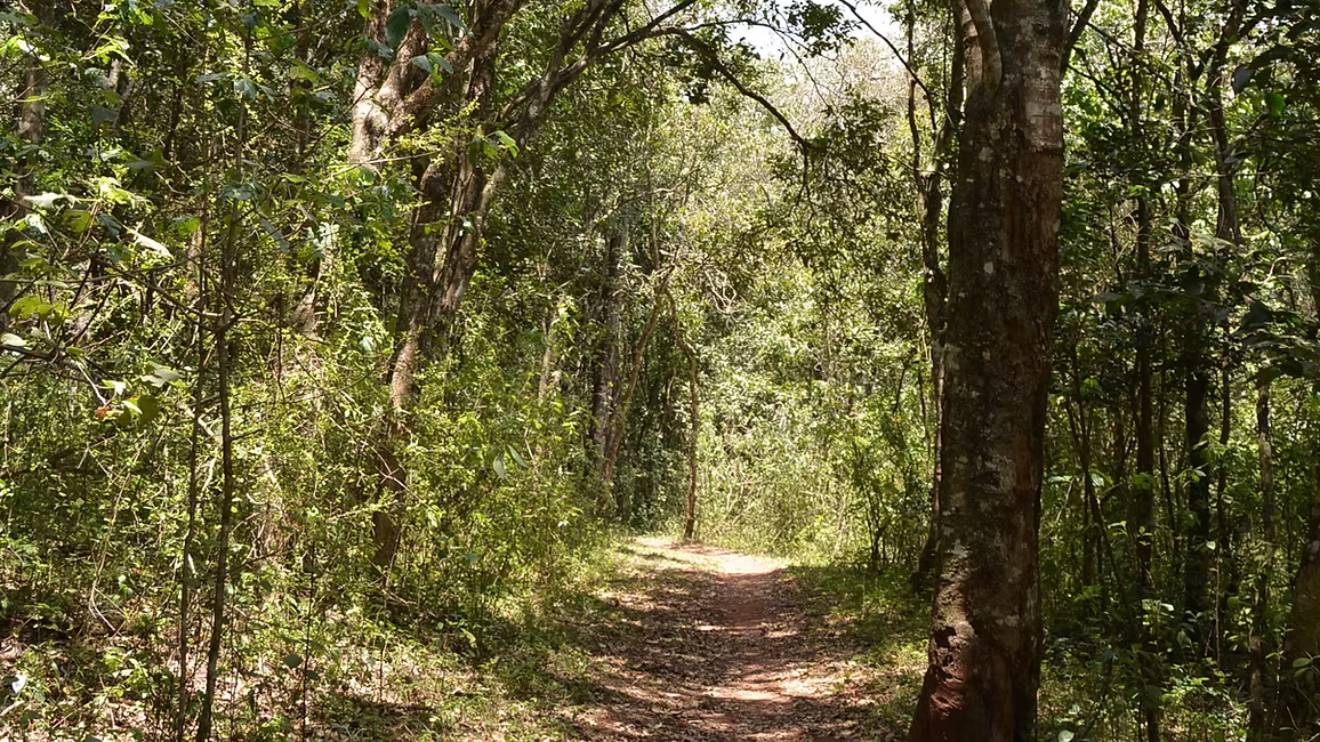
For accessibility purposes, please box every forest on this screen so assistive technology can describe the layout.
[1,0,1318,739]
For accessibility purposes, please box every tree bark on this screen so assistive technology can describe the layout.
[589,232,624,489]
[1275,252,1320,734]
[358,0,688,562]
[1270,251,1320,734]
[370,37,502,569]
[1126,3,1160,736]
[1182,324,1212,636]
[906,0,1065,735]
[908,0,962,591]
[196,28,249,735]
[596,261,672,515]
[1170,51,1212,643]
[1128,0,1156,595]
[1247,378,1275,740]
[668,291,700,542]
[1208,24,1243,658]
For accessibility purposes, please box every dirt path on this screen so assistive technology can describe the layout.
[561,537,878,741]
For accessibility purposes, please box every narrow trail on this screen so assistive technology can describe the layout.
[562,537,878,741]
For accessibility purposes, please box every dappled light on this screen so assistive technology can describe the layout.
[3,0,1320,739]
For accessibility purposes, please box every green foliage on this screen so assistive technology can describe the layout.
[3,0,1320,737]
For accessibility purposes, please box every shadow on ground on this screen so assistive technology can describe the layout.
[530,537,926,741]
[309,539,927,740]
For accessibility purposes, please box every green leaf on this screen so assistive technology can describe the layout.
[507,445,526,467]
[493,130,519,157]
[8,295,55,320]
[0,332,25,349]
[96,178,137,205]
[1058,732,1075,742]
[142,366,182,388]
[234,77,259,100]
[366,38,394,59]
[288,61,320,83]
[433,4,464,29]
[101,379,128,396]
[385,7,411,48]
[174,216,201,238]
[1266,91,1286,117]
[124,393,160,424]
[65,209,94,233]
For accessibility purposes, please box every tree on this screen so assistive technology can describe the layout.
[907,0,1066,736]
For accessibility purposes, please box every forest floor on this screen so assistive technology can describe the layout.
[2,537,928,739]
[545,536,923,740]
[308,535,928,739]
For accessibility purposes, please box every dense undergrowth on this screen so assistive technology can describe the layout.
[2,516,619,739]
[4,0,1320,738]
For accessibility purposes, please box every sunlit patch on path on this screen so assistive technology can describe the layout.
[560,537,884,741]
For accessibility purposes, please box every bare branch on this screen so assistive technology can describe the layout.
[834,0,932,100]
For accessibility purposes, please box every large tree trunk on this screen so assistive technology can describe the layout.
[1182,326,1212,634]
[1128,0,1156,598]
[598,269,670,515]
[339,0,516,571]
[906,0,1065,736]
[1280,264,1320,733]
[371,40,501,570]
[353,0,689,561]
[1207,32,1243,660]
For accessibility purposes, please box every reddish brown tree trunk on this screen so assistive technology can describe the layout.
[906,0,1065,736]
